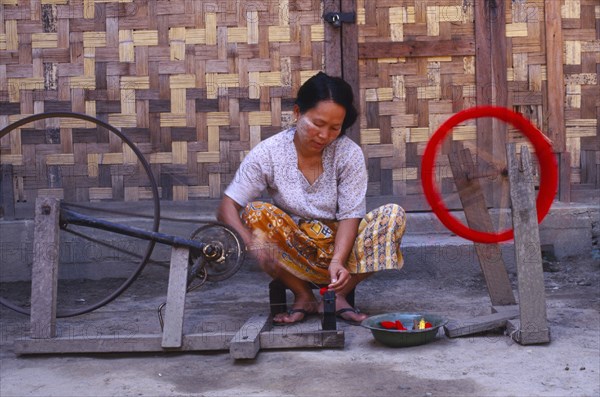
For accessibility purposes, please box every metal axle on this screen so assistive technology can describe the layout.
[60,207,220,258]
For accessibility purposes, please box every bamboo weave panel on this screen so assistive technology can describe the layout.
[356,0,599,201]
[0,0,325,203]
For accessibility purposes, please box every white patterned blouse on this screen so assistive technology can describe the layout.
[224,128,368,222]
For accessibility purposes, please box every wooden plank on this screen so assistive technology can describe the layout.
[545,0,568,202]
[15,333,233,355]
[581,150,597,185]
[544,0,566,152]
[324,0,342,77]
[341,0,360,144]
[444,309,520,338]
[507,143,550,345]
[558,152,571,203]
[0,164,16,220]
[448,149,516,306]
[358,38,475,58]
[15,329,345,355]
[489,0,508,209]
[474,0,494,207]
[229,314,270,360]
[30,197,61,338]
[161,246,190,348]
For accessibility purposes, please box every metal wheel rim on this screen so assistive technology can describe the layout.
[0,112,160,317]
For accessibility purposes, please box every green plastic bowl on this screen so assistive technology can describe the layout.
[361,312,448,348]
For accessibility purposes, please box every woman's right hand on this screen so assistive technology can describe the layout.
[217,196,280,276]
[246,236,279,278]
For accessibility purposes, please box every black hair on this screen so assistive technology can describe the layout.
[294,72,358,134]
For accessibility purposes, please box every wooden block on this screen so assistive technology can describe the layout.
[444,310,519,338]
[506,319,551,345]
[30,197,61,338]
[161,246,190,348]
[229,314,270,360]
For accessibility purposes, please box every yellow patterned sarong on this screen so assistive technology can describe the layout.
[241,201,407,284]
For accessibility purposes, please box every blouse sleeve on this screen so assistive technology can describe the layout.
[224,144,271,207]
[336,142,368,220]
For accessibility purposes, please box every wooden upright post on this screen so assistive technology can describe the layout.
[506,143,550,344]
[30,197,61,338]
[161,246,190,348]
[544,0,569,202]
[323,0,359,144]
[0,164,15,220]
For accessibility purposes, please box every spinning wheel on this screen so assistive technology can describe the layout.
[421,106,558,244]
[0,113,244,319]
[0,112,160,317]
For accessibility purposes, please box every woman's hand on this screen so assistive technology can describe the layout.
[327,261,350,292]
[246,235,279,278]
[217,197,278,275]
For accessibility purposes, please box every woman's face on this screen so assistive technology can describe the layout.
[294,100,346,155]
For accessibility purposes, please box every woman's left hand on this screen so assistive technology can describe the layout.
[328,263,350,292]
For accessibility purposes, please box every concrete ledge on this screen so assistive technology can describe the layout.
[0,201,596,282]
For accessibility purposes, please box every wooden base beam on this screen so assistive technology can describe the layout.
[15,326,344,357]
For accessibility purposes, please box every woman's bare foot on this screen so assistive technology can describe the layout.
[334,295,368,324]
[272,294,318,324]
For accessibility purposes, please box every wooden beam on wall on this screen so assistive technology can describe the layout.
[341,0,359,144]
[544,0,569,202]
[324,0,342,78]
[474,0,505,207]
[358,38,476,59]
[544,0,566,153]
[324,0,360,144]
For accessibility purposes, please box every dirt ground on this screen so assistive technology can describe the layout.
[1,253,599,397]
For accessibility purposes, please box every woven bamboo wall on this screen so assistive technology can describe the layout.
[0,0,326,203]
[561,0,599,191]
[356,0,477,200]
[0,0,598,208]
[355,0,599,203]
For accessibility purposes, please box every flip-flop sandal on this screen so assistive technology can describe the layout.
[272,308,311,326]
[336,307,364,326]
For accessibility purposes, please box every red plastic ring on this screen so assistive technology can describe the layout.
[421,106,558,243]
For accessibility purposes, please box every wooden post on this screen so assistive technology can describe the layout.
[506,143,550,344]
[324,0,342,77]
[323,0,360,144]
[558,152,571,203]
[340,0,359,144]
[448,148,516,306]
[0,164,16,220]
[544,0,569,203]
[161,246,190,348]
[544,0,566,153]
[474,0,508,208]
[30,197,61,338]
